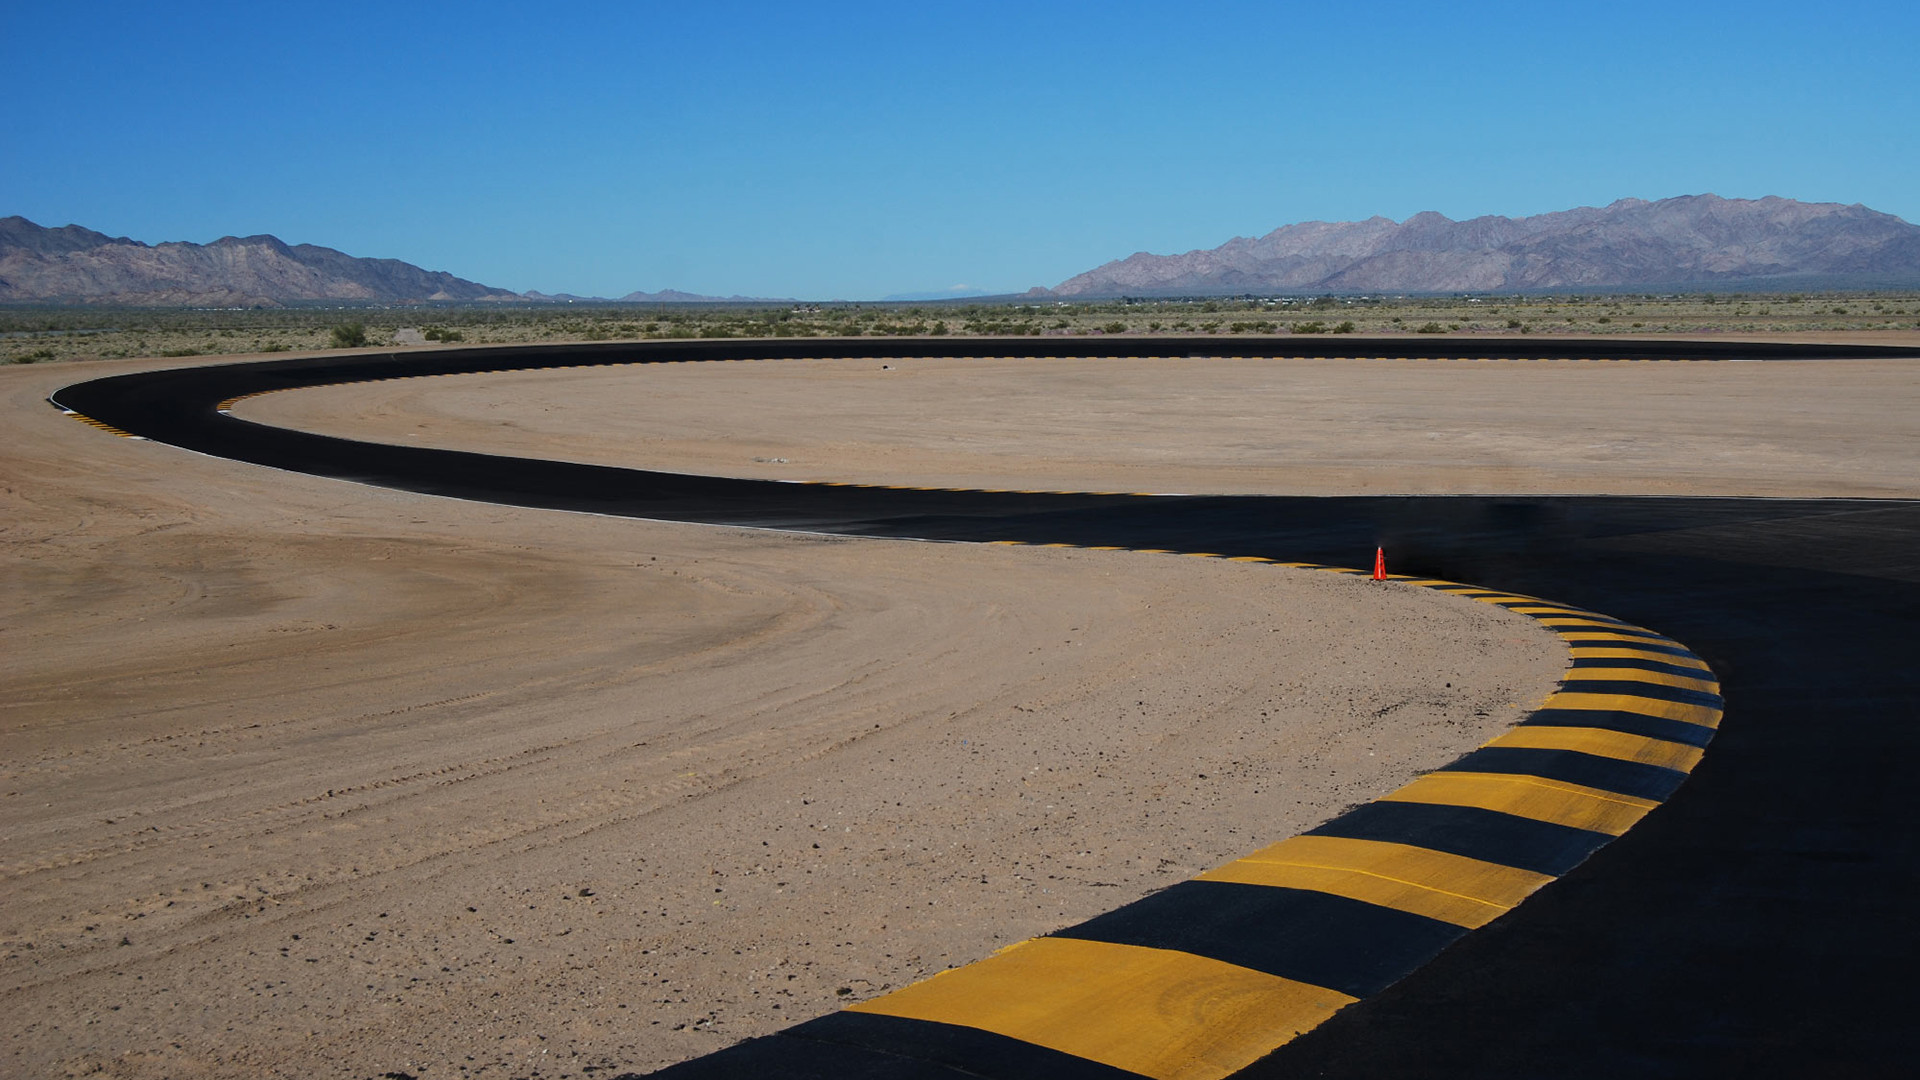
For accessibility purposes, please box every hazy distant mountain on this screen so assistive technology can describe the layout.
[881,286,999,302]
[615,288,794,303]
[0,217,527,306]
[1047,195,1920,296]
[516,288,793,303]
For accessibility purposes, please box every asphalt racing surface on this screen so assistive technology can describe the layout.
[51,338,1919,1078]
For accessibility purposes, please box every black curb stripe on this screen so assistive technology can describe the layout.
[1051,881,1468,999]
[1519,707,1719,748]
[654,1011,1151,1080]
[788,1011,1153,1080]
[643,1017,1115,1079]
[1555,679,1725,708]
[1307,801,1615,878]
[1505,605,1629,624]
[1542,621,1671,640]
[642,1033,967,1079]
[1566,656,1717,680]
[1529,613,1633,627]
[1534,614,1654,629]
[1440,746,1694,801]
[1560,638,1702,660]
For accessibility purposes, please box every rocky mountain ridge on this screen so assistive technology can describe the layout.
[0,218,772,306]
[11,195,1919,306]
[0,218,528,306]
[1046,195,1920,296]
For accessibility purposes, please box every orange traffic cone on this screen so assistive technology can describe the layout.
[1373,547,1386,581]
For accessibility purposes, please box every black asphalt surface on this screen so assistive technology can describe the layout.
[50,339,1919,1077]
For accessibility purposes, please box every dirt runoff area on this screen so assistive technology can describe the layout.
[244,347,1920,499]
[13,338,1904,1080]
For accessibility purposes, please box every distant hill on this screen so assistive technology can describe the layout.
[0,217,527,306]
[0,217,795,305]
[1046,195,1920,297]
[517,289,791,304]
[614,288,794,304]
[522,289,794,303]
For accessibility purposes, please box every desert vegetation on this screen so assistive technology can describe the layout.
[5,291,1918,365]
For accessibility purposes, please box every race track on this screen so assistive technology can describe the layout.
[50,337,1920,1078]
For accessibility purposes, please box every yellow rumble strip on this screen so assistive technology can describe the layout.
[850,936,1357,1080]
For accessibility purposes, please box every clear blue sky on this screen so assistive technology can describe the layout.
[8,1,1916,300]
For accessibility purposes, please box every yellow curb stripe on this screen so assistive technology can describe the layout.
[1565,666,1720,693]
[1487,725,1706,771]
[1556,630,1683,646]
[1568,647,1713,671]
[1196,835,1552,928]
[1536,617,1659,631]
[1382,771,1659,836]
[849,937,1356,1080]
[1544,691,1724,728]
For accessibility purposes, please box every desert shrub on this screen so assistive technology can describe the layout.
[1290,321,1328,334]
[1103,321,1127,334]
[330,321,368,348]
[1333,321,1356,333]
[1415,322,1446,333]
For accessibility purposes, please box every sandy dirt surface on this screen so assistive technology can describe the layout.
[243,350,1920,499]
[3,356,1565,1079]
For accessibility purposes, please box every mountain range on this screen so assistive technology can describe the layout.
[0,218,528,306]
[1044,195,1920,296]
[6,195,1919,305]
[0,218,770,306]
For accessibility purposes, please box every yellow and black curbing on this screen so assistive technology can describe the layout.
[652,551,1722,1080]
[58,408,142,438]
